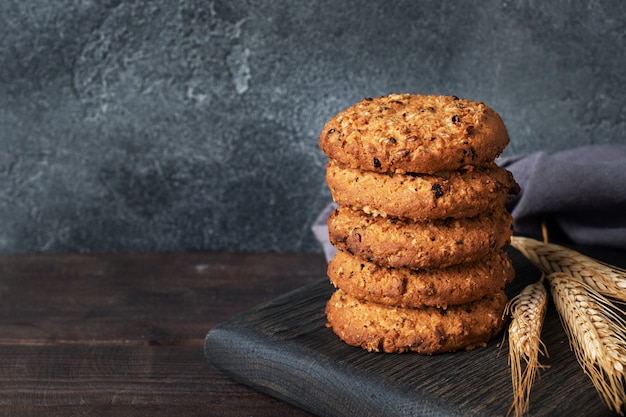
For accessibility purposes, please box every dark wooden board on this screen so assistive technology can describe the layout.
[205,246,626,417]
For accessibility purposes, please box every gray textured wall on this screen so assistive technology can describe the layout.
[1,0,625,254]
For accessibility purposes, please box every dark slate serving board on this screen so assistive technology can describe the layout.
[205,246,625,416]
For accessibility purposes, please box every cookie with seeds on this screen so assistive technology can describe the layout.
[328,249,514,309]
[327,205,513,270]
[326,160,519,221]
[319,94,509,174]
[325,289,508,354]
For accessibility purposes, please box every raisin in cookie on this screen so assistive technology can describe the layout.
[327,205,513,270]
[319,94,509,174]
[325,289,508,354]
[328,249,514,309]
[326,160,519,221]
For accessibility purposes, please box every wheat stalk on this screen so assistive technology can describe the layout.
[511,236,626,303]
[548,272,626,414]
[505,278,549,417]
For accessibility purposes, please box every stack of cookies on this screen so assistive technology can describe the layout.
[319,94,520,355]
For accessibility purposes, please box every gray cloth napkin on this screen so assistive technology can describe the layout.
[499,144,626,249]
[311,201,338,262]
[312,144,626,261]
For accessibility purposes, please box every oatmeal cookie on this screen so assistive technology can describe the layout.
[325,289,508,354]
[328,249,514,309]
[327,205,513,270]
[326,160,519,221]
[319,94,509,174]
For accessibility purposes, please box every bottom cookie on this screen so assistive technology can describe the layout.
[325,289,508,355]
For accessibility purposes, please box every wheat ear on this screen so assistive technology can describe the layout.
[511,236,626,303]
[505,278,549,417]
[548,272,626,414]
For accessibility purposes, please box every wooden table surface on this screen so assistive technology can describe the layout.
[0,251,326,416]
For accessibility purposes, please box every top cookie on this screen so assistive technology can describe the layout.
[319,94,509,174]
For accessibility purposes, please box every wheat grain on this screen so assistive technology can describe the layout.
[548,272,626,414]
[505,279,549,417]
[511,236,626,303]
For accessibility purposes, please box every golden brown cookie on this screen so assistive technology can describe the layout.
[328,249,514,309]
[325,289,508,354]
[327,205,513,270]
[326,160,519,221]
[319,94,509,174]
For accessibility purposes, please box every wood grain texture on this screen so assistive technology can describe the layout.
[206,245,626,417]
[0,252,325,416]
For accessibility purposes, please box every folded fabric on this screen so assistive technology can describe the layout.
[499,144,626,249]
[312,144,626,261]
[311,202,338,263]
